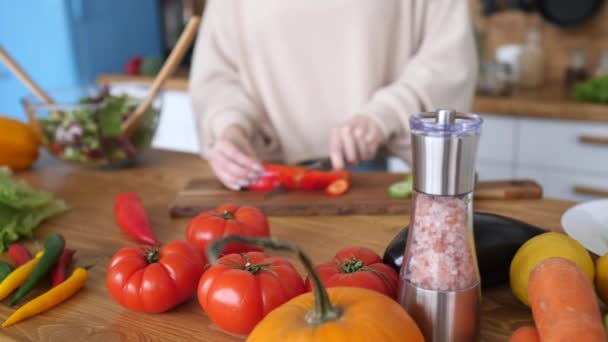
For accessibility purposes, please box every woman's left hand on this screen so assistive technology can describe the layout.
[330,115,385,170]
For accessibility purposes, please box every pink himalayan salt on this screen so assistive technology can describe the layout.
[404,191,478,291]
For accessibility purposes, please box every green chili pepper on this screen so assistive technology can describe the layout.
[0,261,13,282]
[9,234,65,306]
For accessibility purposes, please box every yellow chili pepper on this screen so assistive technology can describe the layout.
[3,267,88,327]
[0,251,43,301]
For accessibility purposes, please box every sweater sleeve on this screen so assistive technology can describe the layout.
[359,0,478,159]
[189,0,260,157]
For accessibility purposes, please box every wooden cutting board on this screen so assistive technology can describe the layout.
[169,173,543,217]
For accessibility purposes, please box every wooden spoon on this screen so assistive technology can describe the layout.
[0,45,53,134]
[121,15,201,136]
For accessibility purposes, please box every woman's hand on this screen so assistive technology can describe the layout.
[207,124,264,190]
[330,115,385,170]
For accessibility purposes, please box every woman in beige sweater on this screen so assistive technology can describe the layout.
[190,0,478,190]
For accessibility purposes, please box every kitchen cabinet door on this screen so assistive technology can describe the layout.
[477,161,515,181]
[518,118,608,173]
[516,166,608,202]
[477,115,519,164]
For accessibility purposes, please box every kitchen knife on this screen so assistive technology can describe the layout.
[296,158,333,171]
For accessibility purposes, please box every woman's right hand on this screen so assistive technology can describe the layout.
[207,124,264,190]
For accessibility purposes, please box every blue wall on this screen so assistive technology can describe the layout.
[0,0,162,120]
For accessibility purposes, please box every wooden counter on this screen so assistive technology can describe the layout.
[474,83,608,123]
[97,74,608,123]
[0,149,591,341]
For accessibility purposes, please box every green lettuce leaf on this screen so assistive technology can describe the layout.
[0,170,67,252]
[98,95,128,137]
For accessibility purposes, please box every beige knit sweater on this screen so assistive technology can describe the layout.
[190,0,478,165]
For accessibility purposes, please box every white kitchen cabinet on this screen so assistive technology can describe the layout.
[477,115,519,164]
[518,118,608,173]
[477,161,515,181]
[516,166,608,202]
[474,113,608,202]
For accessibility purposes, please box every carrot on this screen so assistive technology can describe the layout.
[528,257,606,342]
[509,326,539,342]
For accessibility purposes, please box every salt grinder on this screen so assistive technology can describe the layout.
[398,109,483,342]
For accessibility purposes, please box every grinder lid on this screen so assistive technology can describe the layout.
[409,109,483,196]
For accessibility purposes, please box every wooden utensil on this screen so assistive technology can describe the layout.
[121,15,201,136]
[0,45,53,134]
[169,174,544,217]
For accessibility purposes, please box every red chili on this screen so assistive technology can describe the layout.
[50,248,75,287]
[8,244,32,266]
[114,192,160,245]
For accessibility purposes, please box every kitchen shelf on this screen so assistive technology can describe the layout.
[474,84,608,122]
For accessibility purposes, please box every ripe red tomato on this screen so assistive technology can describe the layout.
[186,204,270,257]
[198,251,305,334]
[106,240,204,313]
[305,246,399,299]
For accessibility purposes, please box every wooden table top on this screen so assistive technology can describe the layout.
[1,149,580,341]
[97,74,608,123]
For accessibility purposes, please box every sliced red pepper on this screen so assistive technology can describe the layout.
[264,164,306,190]
[325,179,350,196]
[300,170,351,190]
[248,164,351,192]
[247,172,281,191]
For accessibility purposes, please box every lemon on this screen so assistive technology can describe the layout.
[510,232,594,306]
[595,253,608,305]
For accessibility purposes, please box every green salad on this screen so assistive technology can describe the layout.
[38,87,160,167]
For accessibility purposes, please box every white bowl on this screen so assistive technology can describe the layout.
[561,199,608,256]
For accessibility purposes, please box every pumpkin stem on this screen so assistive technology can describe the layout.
[208,236,342,324]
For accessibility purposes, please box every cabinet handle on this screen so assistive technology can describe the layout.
[578,135,608,145]
[573,185,608,198]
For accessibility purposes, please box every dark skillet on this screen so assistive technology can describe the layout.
[539,0,604,27]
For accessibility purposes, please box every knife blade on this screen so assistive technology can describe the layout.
[296,157,333,171]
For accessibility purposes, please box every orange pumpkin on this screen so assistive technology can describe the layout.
[0,116,39,171]
[207,236,424,342]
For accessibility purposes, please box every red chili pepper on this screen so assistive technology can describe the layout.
[8,244,32,266]
[114,192,160,245]
[50,248,75,287]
